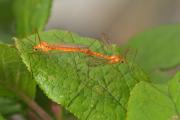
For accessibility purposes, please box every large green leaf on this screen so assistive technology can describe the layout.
[127,71,180,120]
[16,30,149,120]
[127,25,180,83]
[0,43,36,98]
[13,0,52,37]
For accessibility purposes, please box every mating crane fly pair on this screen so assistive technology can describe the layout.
[32,31,126,64]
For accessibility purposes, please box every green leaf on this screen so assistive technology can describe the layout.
[127,25,180,83]
[0,114,5,120]
[0,32,14,44]
[168,72,180,114]
[0,43,36,98]
[0,97,22,115]
[16,30,149,120]
[0,0,13,29]
[127,71,180,120]
[0,0,15,43]
[13,0,52,37]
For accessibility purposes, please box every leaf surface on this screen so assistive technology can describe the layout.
[127,25,180,83]
[127,71,180,120]
[16,30,149,120]
[0,43,36,98]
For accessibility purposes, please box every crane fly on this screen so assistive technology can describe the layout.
[31,31,126,65]
[34,41,126,64]
[20,30,137,108]
[85,32,137,72]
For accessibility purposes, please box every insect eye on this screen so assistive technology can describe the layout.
[34,48,38,51]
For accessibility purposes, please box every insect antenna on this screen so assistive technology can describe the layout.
[32,28,42,44]
[100,33,112,49]
[36,30,42,44]
[53,31,72,44]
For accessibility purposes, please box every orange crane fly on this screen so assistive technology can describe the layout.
[33,36,126,64]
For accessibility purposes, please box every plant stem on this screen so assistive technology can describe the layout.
[16,89,52,120]
[51,102,62,120]
[1,82,52,120]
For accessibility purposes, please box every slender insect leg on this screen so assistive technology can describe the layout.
[97,34,132,85]
[25,36,36,47]
[100,34,138,79]
[70,32,102,94]
[65,53,101,120]
[101,33,111,45]
[53,30,71,43]
[65,52,92,108]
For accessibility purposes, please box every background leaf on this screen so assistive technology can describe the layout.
[0,43,39,119]
[13,0,52,37]
[0,0,15,43]
[0,0,13,30]
[0,114,5,120]
[16,30,149,120]
[127,71,180,120]
[0,43,36,98]
[126,24,180,83]
[0,97,22,115]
